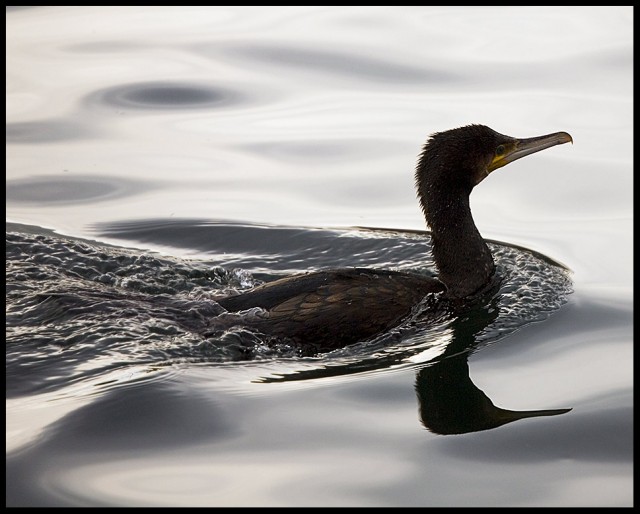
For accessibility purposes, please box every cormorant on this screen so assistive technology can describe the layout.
[216,124,572,352]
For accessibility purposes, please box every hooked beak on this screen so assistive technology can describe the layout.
[488,131,573,173]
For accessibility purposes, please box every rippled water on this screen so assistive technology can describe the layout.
[6,222,572,381]
[6,6,633,507]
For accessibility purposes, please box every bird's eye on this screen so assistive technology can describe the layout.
[495,145,506,156]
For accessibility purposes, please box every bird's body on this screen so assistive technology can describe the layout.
[217,267,443,351]
[216,125,572,352]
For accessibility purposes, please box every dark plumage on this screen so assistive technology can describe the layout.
[216,125,572,352]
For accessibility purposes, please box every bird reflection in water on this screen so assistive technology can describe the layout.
[416,356,570,435]
[414,291,570,435]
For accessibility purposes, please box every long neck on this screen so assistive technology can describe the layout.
[419,185,495,299]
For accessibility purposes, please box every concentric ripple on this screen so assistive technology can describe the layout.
[84,81,245,111]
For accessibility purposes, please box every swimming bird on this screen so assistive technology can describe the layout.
[216,124,572,353]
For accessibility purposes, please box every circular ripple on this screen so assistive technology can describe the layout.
[85,81,244,111]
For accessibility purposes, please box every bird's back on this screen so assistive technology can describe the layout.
[216,268,444,353]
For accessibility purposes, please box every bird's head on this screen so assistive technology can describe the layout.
[416,124,573,195]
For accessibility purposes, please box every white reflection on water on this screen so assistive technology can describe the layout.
[6,6,632,240]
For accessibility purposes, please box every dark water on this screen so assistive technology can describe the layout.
[6,6,633,507]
